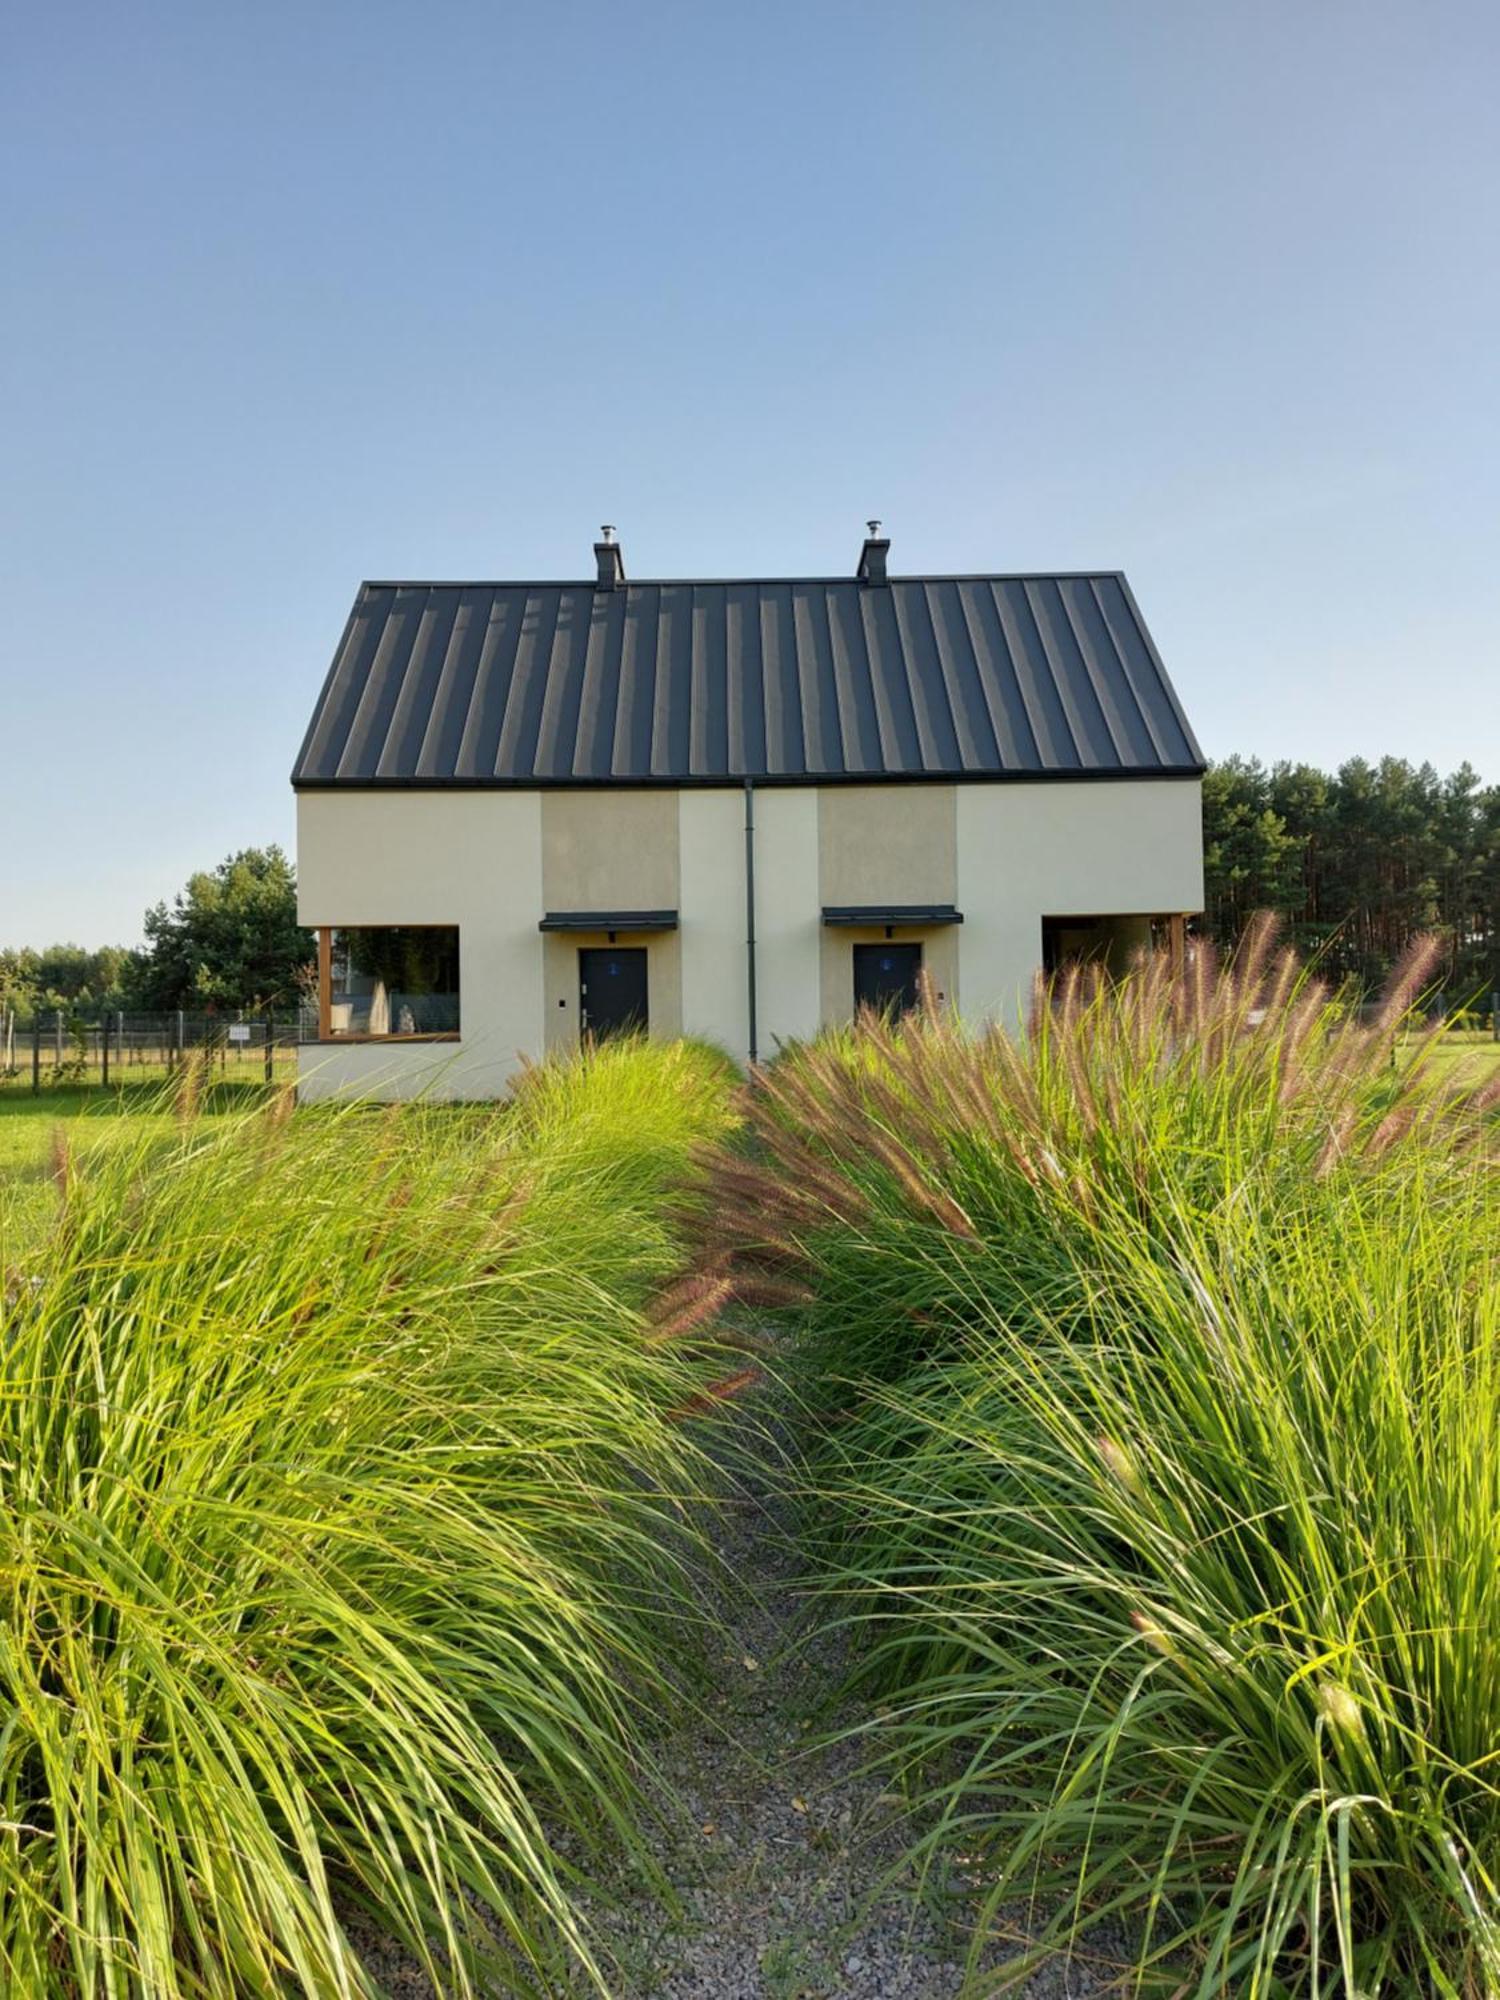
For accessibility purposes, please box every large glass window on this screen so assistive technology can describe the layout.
[321,926,460,1039]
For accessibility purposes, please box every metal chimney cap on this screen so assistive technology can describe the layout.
[867,519,882,537]
[600,524,616,543]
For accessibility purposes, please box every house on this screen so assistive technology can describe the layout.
[291,529,1204,1099]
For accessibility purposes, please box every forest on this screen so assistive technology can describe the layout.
[1200,755,1499,999]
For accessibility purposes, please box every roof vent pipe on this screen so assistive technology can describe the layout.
[857,521,890,585]
[594,525,625,589]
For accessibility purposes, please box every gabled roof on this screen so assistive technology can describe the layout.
[291,573,1203,788]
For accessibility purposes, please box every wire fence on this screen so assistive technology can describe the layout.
[0,1009,311,1093]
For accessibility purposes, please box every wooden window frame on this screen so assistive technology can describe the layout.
[314,924,462,1044]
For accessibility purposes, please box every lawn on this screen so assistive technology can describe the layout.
[1411,1032,1500,1080]
[0,1076,269,1166]
[0,1076,301,1240]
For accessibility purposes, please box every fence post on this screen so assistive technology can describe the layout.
[264,1009,275,1085]
[175,1009,184,1071]
[32,1017,40,1094]
[55,1009,64,1070]
[101,1012,110,1089]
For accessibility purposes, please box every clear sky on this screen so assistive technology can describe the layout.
[3,0,1497,946]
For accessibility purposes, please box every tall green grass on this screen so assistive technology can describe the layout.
[0,1037,737,1997]
[706,930,1500,1994]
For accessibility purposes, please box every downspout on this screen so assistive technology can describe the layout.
[743,776,759,1067]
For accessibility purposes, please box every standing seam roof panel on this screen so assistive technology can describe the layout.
[859,586,922,771]
[993,583,1082,768]
[573,588,624,779]
[890,585,962,772]
[724,584,766,774]
[825,587,884,773]
[453,592,523,779]
[793,585,842,774]
[494,589,561,779]
[415,592,487,778]
[611,586,653,777]
[295,592,384,781]
[953,580,1040,769]
[338,588,426,780]
[924,580,1001,772]
[1051,577,1141,766]
[691,587,729,777]
[651,587,693,778]
[1093,576,1202,767]
[532,589,592,778]
[760,587,804,776]
[977,583,1052,765]
[378,588,461,779]
[1058,577,1160,767]
[1022,579,1115,769]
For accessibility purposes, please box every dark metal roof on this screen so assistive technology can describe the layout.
[538,910,678,932]
[822,905,965,927]
[292,573,1202,788]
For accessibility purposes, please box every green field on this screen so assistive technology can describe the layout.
[0,1077,287,1192]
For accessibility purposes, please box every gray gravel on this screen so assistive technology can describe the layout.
[346,1408,1129,1998]
[562,1444,1128,2000]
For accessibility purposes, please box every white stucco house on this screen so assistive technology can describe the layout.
[292,530,1204,1100]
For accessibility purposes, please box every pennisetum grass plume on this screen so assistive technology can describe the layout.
[700,920,1499,1994]
[0,1034,741,1997]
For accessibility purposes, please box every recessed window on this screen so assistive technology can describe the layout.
[322,926,460,1039]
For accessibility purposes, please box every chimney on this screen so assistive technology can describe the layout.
[856,519,889,585]
[594,524,625,589]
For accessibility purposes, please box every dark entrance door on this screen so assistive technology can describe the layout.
[579,947,649,1039]
[852,942,922,1018]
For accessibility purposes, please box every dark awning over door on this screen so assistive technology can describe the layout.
[538,910,679,932]
[821,905,964,927]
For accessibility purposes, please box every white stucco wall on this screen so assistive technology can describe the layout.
[678,790,748,1058]
[956,779,1204,1029]
[295,778,1202,1097]
[295,790,544,1100]
[752,788,822,1055]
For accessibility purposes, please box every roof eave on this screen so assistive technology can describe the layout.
[292,765,1207,792]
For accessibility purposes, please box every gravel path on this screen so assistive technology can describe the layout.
[568,1445,1125,2000]
[351,1418,1127,1998]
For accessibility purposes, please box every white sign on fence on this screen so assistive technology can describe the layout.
[227,1024,252,1044]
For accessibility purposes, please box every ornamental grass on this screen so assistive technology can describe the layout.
[703,925,1500,1995]
[0,1035,737,1998]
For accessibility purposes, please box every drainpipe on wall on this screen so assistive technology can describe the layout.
[743,777,759,1067]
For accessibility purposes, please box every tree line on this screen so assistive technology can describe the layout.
[0,848,312,1023]
[1201,756,1500,999]
[4,762,1498,1024]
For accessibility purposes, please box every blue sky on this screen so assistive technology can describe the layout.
[3,0,1497,945]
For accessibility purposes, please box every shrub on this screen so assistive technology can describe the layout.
[703,928,1500,1994]
[0,1037,737,1997]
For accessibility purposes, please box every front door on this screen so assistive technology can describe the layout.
[853,942,922,1018]
[579,947,649,1039]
